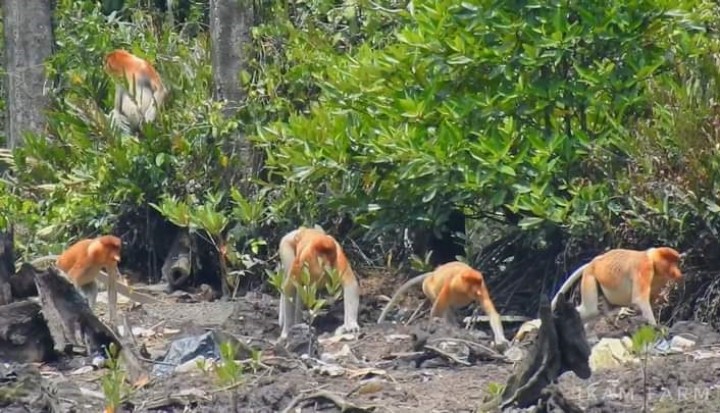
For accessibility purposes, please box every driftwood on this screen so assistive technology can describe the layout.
[499,294,591,410]
[0,300,56,362]
[161,229,193,292]
[33,266,149,386]
[10,263,39,299]
[34,266,116,354]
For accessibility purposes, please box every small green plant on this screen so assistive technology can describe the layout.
[213,340,244,413]
[101,343,129,413]
[295,264,344,327]
[151,193,232,295]
[631,325,663,413]
[486,381,505,398]
[267,269,285,293]
[215,341,243,387]
[477,381,506,411]
[248,349,263,374]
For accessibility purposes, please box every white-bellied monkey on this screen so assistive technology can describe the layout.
[277,226,360,339]
[104,49,167,131]
[551,247,684,327]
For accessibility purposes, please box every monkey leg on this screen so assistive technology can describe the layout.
[429,282,453,322]
[576,273,601,321]
[280,279,301,339]
[277,229,301,328]
[335,277,361,335]
[78,281,98,309]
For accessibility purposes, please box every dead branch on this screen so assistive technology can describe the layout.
[499,294,591,410]
[0,300,55,362]
[423,344,472,366]
[281,389,377,413]
[116,313,151,388]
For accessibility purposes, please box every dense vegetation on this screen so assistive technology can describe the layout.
[1,0,720,316]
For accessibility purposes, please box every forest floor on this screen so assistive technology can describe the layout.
[4,269,720,413]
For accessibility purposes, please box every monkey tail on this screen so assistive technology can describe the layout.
[377,272,432,323]
[550,263,589,311]
[30,254,59,267]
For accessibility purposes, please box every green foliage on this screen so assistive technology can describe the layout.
[251,0,719,246]
[6,2,242,259]
[631,325,662,355]
[631,324,663,413]
[1,0,720,286]
[215,341,244,387]
[101,343,130,412]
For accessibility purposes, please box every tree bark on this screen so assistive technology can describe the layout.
[2,0,54,148]
[0,300,56,363]
[209,0,264,195]
[0,229,15,305]
[209,0,251,108]
[500,294,592,409]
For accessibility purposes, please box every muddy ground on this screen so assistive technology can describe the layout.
[3,269,720,413]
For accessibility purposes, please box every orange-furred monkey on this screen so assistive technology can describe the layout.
[55,236,122,325]
[278,226,360,339]
[550,247,684,326]
[104,49,167,131]
[377,261,509,348]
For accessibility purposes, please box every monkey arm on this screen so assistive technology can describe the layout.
[334,247,360,334]
[630,259,657,325]
[477,285,509,346]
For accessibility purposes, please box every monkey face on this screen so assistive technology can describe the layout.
[98,236,122,264]
[654,247,683,280]
[657,257,682,280]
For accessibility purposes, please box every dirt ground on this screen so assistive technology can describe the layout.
[3,269,720,413]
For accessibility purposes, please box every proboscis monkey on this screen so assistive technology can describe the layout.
[377,261,509,349]
[550,247,684,327]
[104,49,167,131]
[278,225,360,339]
[31,236,160,325]
[57,235,121,325]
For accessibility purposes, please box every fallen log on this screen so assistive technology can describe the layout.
[10,263,39,299]
[34,265,116,354]
[499,294,591,410]
[33,266,149,386]
[161,229,193,292]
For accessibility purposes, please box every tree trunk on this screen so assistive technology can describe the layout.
[209,0,251,108]
[2,0,54,148]
[209,0,264,195]
[0,229,14,305]
[500,294,592,409]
